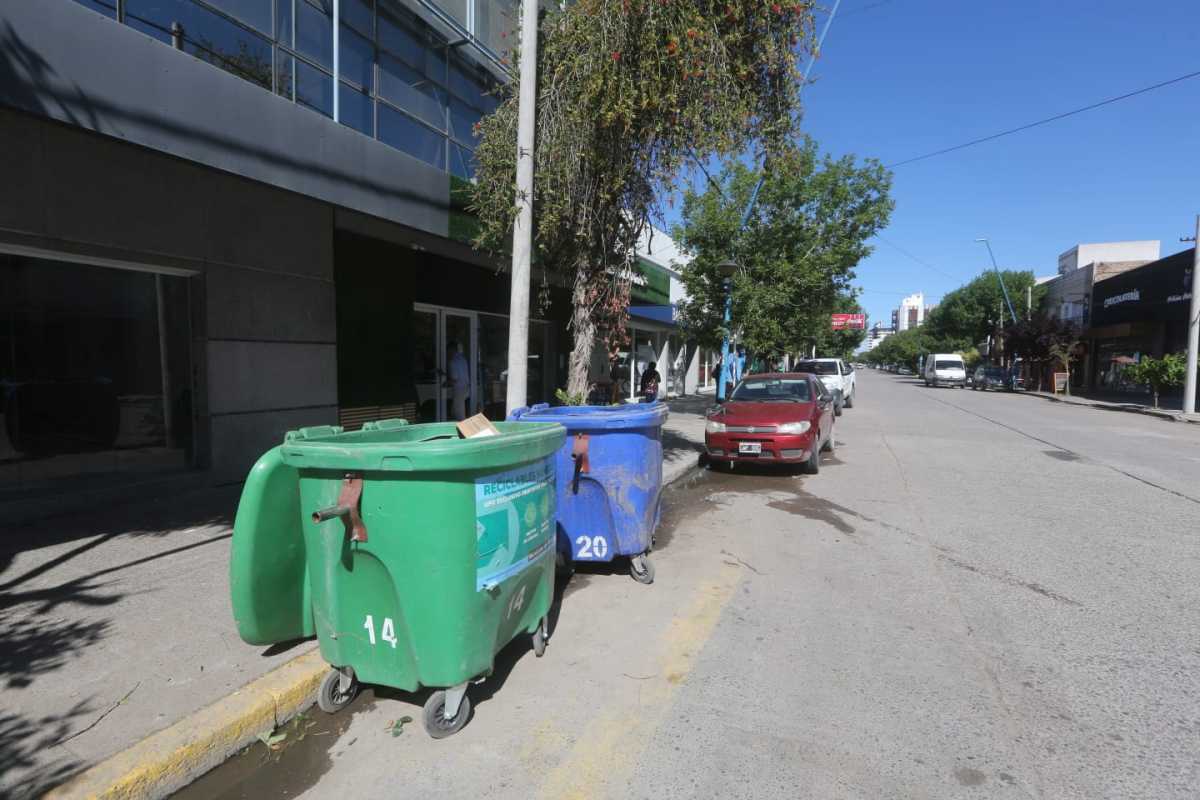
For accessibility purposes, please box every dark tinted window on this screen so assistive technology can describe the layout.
[339,83,374,134]
[296,0,332,68]
[935,360,963,370]
[795,361,838,375]
[206,0,272,33]
[296,59,332,116]
[379,105,445,169]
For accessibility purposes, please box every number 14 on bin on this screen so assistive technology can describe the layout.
[575,535,609,560]
[363,614,398,648]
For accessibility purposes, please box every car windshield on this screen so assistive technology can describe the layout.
[730,379,812,402]
[935,360,963,370]
[795,361,839,375]
[985,367,1005,377]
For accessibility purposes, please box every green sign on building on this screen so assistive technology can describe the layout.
[631,258,671,305]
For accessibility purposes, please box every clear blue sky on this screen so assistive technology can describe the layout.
[664,0,1200,329]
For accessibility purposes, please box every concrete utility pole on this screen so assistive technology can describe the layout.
[505,0,539,414]
[1183,215,1200,415]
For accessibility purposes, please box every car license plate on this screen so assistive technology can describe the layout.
[738,442,762,455]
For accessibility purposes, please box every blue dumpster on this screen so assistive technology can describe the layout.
[508,402,669,584]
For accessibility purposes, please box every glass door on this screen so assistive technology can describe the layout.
[443,311,476,421]
[413,308,441,422]
[413,305,477,422]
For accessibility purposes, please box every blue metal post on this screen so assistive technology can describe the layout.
[717,278,733,401]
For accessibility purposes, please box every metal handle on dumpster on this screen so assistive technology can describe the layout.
[570,433,590,495]
[312,474,368,542]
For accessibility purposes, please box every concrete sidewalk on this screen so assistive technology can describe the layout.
[1,401,708,799]
[1018,388,1200,425]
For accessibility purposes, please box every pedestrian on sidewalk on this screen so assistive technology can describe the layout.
[640,361,661,402]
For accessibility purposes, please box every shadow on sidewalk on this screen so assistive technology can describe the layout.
[0,486,239,797]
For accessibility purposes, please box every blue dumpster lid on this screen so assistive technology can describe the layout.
[507,402,669,431]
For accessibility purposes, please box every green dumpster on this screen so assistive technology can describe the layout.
[230,417,564,738]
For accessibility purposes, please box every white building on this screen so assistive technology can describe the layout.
[896,293,927,332]
[1057,241,1160,275]
[863,324,895,352]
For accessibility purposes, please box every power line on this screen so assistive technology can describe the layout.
[876,234,960,280]
[887,67,1200,168]
[838,0,898,20]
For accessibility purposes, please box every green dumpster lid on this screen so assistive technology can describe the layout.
[278,418,565,472]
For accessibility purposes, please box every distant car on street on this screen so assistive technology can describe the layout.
[923,353,967,388]
[705,373,835,474]
[972,365,1007,390]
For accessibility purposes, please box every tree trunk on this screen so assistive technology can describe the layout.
[1063,364,1071,396]
[566,270,596,402]
[1153,389,1159,409]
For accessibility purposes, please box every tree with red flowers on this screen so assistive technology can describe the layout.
[471,0,818,399]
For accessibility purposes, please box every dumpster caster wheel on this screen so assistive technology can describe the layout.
[423,690,471,739]
[317,668,357,714]
[532,618,548,657]
[630,554,655,585]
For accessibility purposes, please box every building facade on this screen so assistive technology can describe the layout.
[0,0,574,517]
[1085,247,1195,395]
[895,292,926,332]
[863,323,894,352]
[1057,240,1160,276]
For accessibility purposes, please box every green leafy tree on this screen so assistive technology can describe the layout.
[866,327,926,372]
[1003,314,1079,392]
[1047,332,1084,396]
[924,270,1045,348]
[673,139,892,358]
[472,0,819,397]
[1125,353,1186,408]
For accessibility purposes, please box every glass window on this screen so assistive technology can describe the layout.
[275,50,295,99]
[475,0,515,56]
[276,0,293,45]
[448,97,481,145]
[205,0,272,34]
[379,105,445,169]
[296,0,332,68]
[126,0,273,89]
[296,59,333,116]
[338,82,373,135]
[341,0,373,36]
[448,57,485,104]
[70,0,119,19]
[449,143,475,180]
[338,23,374,89]
[379,54,446,129]
[438,0,469,30]
[0,255,194,497]
[377,3,423,67]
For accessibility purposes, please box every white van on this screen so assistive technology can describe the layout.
[924,353,966,388]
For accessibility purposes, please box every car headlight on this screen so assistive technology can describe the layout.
[705,419,726,433]
[776,421,811,434]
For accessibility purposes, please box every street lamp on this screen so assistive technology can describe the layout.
[716,259,738,402]
[974,238,1019,325]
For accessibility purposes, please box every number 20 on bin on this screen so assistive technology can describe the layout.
[575,535,609,559]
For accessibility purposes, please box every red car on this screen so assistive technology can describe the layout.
[704,372,836,473]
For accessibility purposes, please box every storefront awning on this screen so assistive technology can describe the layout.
[629,304,677,328]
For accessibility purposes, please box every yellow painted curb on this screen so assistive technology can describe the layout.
[46,649,327,800]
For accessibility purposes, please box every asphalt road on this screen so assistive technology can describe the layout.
[179,371,1200,799]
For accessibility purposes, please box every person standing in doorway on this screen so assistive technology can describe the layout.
[447,340,470,420]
